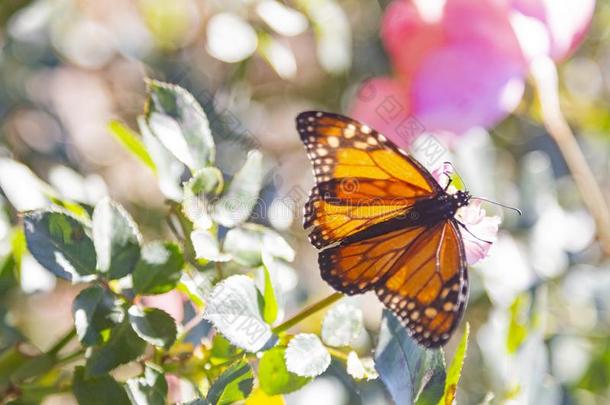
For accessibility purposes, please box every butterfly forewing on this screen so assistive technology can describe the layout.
[297,111,440,248]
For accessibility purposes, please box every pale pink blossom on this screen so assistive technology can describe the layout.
[510,0,596,61]
[430,162,501,265]
[350,0,595,142]
[456,200,501,265]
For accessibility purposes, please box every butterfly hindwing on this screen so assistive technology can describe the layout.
[297,111,440,248]
[319,223,430,295]
[318,216,467,347]
[374,220,468,348]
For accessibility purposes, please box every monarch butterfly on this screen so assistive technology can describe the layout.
[296,111,505,348]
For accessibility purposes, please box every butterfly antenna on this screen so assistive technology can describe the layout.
[456,221,492,244]
[471,197,522,216]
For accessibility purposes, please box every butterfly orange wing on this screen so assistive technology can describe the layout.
[320,219,467,347]
[298,111,468,346]
[374,220,468,347]
[297,111,441,248]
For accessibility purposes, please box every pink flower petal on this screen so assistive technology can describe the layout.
[410,40,526,134]
[380,0,528,136]
[165,374,182,403]
[382,0,443,81]
[443,0,521,49]
[511,0,595,61]
[456,200,501,265]
[430,161,453,188]
[350,77,420,149]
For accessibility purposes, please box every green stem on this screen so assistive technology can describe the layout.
[167,201,207,272]
[99,279,132,303]
[272,292,343,334]
[47,328,76,357]
[326,347,349,362]
[175,310,207,344]
[56,349,84,366]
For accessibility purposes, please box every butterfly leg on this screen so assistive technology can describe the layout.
[443,175,453,191]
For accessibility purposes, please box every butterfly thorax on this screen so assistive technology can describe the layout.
[407,190,471,225]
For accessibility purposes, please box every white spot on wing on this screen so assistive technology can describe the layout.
[327,136,340,147]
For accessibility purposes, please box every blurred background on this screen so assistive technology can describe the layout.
[0,0,609,404]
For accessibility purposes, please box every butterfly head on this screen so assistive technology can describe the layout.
[453,190,471,208]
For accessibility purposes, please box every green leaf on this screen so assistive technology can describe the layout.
[507,294,529,354]
[10,353,55,383]
[245,387,285,405]
[375,310,447,405]
[186,167,224,196]
[92,198,141,280]
[203,275,274,352]
[128,306,177,349]
[145,80,215,170]
[437,323,469,405]
[0,254,18,297]
[209,334,241,364]
[206,359,253,405]
[182,400,209,405]
[346,351,378,380]
[212,150,263,227]
[72,285,124,346]
[0,228,24,296]
[132,241,184,295]
[0,158,51,211]
[223,227,263,267]
[138,116,184,201]
[107,120,156,172]
[73,366,130,405]
[285,333,330,377]
[321,303,363,347]
[125,363,168,405]
[415,349,446,405]
[261,265,278,324]
[182,167,224,230]
[191,230,231,263]
[23,210,96,281]
[85,320,147,377]
[177,271,214,309]
[223,224,294,267]
[49,196,91,221]
[258,347,311,395]
[258,252,291,323]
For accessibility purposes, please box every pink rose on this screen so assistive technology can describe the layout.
[351,0,595,142]
[510,0,596,61]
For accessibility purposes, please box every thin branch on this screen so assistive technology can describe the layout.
[46,328,76,357]
[272,292,343,334]
[531,56,610,255]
